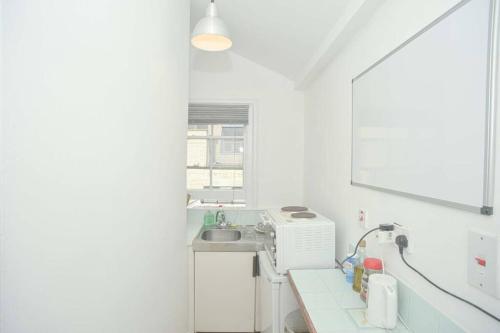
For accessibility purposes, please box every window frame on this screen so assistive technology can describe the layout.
[186,101,256,207]
[187,128,245,190]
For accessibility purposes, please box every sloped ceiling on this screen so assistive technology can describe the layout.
[190,0,351,82]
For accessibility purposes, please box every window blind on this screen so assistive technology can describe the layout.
[188,103,249,125]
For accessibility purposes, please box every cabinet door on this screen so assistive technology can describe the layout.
[195,252,256,332]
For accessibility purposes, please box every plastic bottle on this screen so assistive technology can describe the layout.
[353,265,364,292]
[352,240,366,292]
[344,256,358,284]
[357,240,366,262]
[360,257,383,303]
[203,210,215,227]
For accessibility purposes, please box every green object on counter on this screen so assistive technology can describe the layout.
[203,210,215,226]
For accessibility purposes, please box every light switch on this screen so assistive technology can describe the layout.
[467,229,499,298]
[474,256,486,267]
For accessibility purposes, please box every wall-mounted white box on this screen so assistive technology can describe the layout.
[467,229,499,299]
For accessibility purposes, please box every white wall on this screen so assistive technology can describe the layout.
[303,0,500,332]
[190,50,304,207]
[0,1,189,332]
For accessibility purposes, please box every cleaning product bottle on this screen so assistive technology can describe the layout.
[344,255,358,285]
[352,240,366,292]
[203,210,215,227]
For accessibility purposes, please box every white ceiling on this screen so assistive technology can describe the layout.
[190,0,351,82]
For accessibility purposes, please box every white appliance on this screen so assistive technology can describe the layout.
[257,208,335,333]
[258,251,299,333]
[262,208,336,274]
[367,274,398,329]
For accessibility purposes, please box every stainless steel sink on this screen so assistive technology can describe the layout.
[201,229,242,242]
[192,225,264,252]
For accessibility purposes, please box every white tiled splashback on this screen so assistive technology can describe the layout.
[397,279,465,333]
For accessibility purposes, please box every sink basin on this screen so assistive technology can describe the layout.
[201,229,241,242]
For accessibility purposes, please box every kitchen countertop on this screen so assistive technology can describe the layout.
[288,269,411,333]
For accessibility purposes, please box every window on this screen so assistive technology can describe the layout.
[187,103,252,205]
[187,124,244,190]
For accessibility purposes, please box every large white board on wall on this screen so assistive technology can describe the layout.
[351,0,499,215]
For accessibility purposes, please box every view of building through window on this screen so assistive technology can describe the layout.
[187,124,244,192]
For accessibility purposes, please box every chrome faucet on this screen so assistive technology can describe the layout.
[215,210,229,228]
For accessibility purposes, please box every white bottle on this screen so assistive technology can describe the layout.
[367,274,398,329]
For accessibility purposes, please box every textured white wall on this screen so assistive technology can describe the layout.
[303,1,500,332]
[190,50,304,208]
[0,1,189,332]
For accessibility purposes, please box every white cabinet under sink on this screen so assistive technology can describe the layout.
[195,251,257,332]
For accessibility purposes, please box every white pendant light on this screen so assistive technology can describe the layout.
[191,0,232,52]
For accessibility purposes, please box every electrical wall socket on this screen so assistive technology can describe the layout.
[394,223,413,254]
[377,229,395,244]
[358,209,370,229]
[376,223,413,253]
